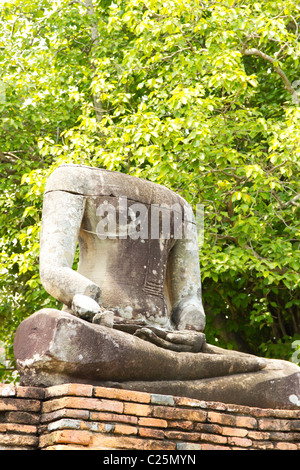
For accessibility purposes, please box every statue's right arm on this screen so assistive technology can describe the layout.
[39,190,101,310]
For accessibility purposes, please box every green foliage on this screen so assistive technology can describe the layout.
[1,0,300,382]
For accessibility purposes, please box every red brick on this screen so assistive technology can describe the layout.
[251,440,274,450]
[16,386,44,400]
[207,411,257,429]
[40,430,91,447]
[123,402,152,417]
[41,407,90,423]
[45,384,93,399]
[200,433,228,445]
[168,420,194,431]
[227,437,252,447]
[164,429,201,441]
[90,411,138,424]
[0,432,38,447]
[138,417,168,428]
[139,427,165,440]
[228,415,257,430]
[195,401,227,411]
[226,404,255,415]
[0,398,40,413]
[221,427,248,437]
[251,408,300,419]
[274,442,298,450]
[291,420,300,431]
[114,423,138,436]
[147,440,176,450]
[6,411,40,425]
[258,418,291,432]
[153,406,206,422]
[2,422,37,434]
[247,430,270,440]
[42,397,123,414]
[207,411,234,426]
[173,396,203,407]
[195,422,223,434]
[269,431,296,441]
[94,386,151,403]
[235,416,257,429]
[95,399,124,414]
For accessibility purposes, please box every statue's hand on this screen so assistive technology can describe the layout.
[72,294,114,327]
[71,294,101,322]
[172,297,206,333]
[165,330,206,352]
[134,327,205,352]
[92,310,114,328]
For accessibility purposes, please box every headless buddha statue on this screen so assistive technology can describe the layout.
[14,164,300,409]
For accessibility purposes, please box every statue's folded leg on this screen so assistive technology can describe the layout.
[101,359,300,410]
[14,309,300,409]
[13,309,265,384]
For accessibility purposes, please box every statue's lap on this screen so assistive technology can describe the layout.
[14,308,300,409]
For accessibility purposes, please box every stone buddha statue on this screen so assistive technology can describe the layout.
[14,164,300,409]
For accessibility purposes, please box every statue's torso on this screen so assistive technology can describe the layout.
[78,196,175,329]
[45,164,193,330]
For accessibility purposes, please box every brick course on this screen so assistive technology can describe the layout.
[0,384,42,450]
[0,382,300,450]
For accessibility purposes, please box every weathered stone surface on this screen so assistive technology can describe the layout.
[15,309,269,387]
[38,164,206,340]
[15,309,299,409]
[101,361,300,410]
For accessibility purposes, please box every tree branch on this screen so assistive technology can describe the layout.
[271,189,300,209]
[241,46,300,105]
[84,0,104,124]
[0,151,20,163]
[281,193,300,208]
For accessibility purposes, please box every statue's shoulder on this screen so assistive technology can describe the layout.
[44,164,189,208]
[44,164,110,195]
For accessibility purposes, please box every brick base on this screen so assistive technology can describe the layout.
[1,383,300,450]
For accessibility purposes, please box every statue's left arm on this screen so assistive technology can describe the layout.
[167,228,206,333]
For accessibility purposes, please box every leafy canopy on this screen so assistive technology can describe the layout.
[0,0,300,382]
